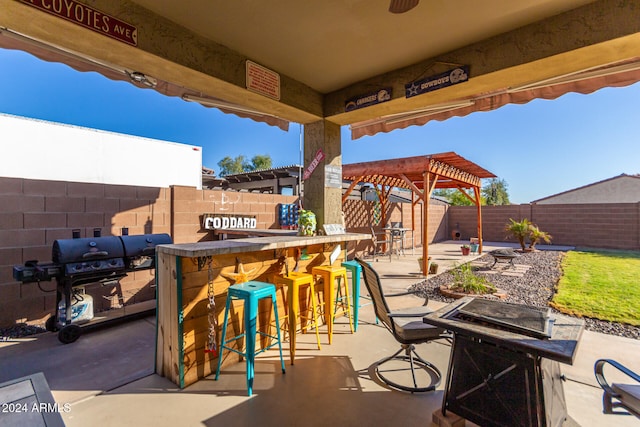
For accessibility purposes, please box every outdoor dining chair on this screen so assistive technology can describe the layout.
[370,226,392,261]
[594,358,640,418]
[355,257,451,393]
[388,222,405,256]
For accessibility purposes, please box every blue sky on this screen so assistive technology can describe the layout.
[1,47,639,204]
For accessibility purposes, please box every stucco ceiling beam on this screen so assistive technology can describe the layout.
[324,0,640,125]
[0,0,323,124]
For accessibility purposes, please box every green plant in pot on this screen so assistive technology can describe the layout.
[297,209,317,236]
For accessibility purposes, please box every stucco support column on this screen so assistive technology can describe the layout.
[303,120,342,228]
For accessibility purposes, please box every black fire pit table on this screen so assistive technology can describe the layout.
[423,297,584,427]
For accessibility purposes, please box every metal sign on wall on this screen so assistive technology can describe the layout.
[19,0,138,46]
[324,165,342,188]
[405,66,469,98]
[344,88,392,112]
[246,60,281,100]
[303,149,325,180]
[202,213,257,230]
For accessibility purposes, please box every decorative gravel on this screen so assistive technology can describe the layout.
[410,250,640,341]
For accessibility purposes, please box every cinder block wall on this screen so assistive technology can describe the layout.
[449,203,640,250]
[0,177,170,326]
[343,199,448,256]
[0,179,298,327]
[5,176,637,329]
[171,186,298,244]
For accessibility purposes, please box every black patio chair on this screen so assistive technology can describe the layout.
[594,359,640,418]
[355,257,450,392]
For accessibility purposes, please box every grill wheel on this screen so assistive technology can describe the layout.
[58,325,82,344]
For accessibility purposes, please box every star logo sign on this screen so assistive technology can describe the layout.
[406,82,420,98]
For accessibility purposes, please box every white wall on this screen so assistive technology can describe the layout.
[0,114,202,189]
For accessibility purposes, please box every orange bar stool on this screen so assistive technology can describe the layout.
[273,271,322,364]
[311,265,354,344]
[215,281,286,396]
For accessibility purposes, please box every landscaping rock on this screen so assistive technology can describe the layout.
[410,250,640,341]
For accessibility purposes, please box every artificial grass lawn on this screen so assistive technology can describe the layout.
[551,250,640,326]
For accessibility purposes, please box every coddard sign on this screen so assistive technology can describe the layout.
[202,213,257,230]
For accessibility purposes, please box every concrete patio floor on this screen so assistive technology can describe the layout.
[0,241,638,426]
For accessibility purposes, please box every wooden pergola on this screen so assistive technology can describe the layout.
[342,152,496,273]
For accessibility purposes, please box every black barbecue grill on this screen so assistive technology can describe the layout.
[14,232,172,343]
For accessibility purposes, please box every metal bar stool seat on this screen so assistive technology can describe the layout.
[311,265,354,344]
[273,272,322,364]
[215,281,286,396]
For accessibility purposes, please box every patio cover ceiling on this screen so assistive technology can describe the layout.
[2,0,640,138]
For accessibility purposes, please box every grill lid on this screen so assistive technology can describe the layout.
[120,233,172,258]
[52,236,125,264]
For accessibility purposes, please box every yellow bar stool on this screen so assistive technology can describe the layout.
[273,271,322,365]
[311,265,354,344]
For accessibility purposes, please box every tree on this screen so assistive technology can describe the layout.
[217,154,273,176]
[482,178,510,205]
[504,218,531,251]
[433,188,481,206]
[217,155,246,176]
[247,154,272,171]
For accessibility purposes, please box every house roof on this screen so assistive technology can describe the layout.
[530,173,640,203]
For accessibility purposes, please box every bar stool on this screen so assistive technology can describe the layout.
[215,281,286,396]
[273,272,322,364]
[342,260,378,332]
[311,265,354,344]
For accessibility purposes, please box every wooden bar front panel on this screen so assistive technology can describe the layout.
[156,242,345,388]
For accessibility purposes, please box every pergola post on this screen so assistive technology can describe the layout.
[474,185,483,254]
[422,171,430,275]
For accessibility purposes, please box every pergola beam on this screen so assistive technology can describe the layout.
[342,152,495,270]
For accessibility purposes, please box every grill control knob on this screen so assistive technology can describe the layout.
[93,261,101,269]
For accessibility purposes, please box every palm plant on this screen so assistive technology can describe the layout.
[528,225,552,249]
[505,218,532,251]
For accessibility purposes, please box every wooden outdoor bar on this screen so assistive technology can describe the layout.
[154,233,367,388]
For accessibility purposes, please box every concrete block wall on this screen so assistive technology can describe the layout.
[0,180,299,327]
[0,177,169,326]
[343,199,448,256]
[449,203,640,250]
[171,186,299,244]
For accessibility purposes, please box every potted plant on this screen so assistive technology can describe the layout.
[417,256,431,274]
[461,244,470,255]
[297,209,317,236]
[429,262,439,275]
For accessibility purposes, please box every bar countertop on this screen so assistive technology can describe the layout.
[156,232,370,258]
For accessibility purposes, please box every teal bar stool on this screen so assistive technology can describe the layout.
[215,281,286,396]
[341,260,377,331]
